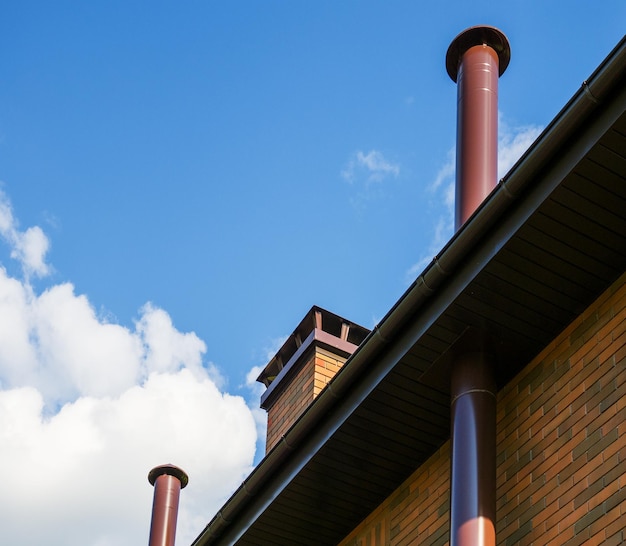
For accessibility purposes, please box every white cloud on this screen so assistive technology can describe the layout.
[245,364,268,457]
[341,150,400,210]
[406,116,543,283]
[342,149,399,185]
[245,364,266,399]
[0,190,51,278]
[430,147,455,194]
[0,372,256,546]
[32,282,144,404]
[136,303,206,378]
[0,192,258,545]
[498,117,543,178]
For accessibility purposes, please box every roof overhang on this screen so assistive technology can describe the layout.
[192,36,626,546]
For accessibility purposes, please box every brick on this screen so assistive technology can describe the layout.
[537,521,561,545]
[518,361,545,392]
[572,427,602,459]
[600,376,626,412]
[603,485,626,513]
[589,500,621,537]
[587,427,619,460]
[600,405,624,436]
[563,527,590,546]
[603,532,625,546]
[574,502,605,534]
[505,519,532,546]
[504,449,532,481]
[573,477,603,509]
[603,499,626,538]
[550,499,588,535]
[559,477,589,509]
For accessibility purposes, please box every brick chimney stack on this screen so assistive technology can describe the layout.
[257,306,369,453]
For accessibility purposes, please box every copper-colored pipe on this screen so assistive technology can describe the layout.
[148,464,189,546]
[447,26,510,230]
[450,351,497,546]
[446,27,510,546]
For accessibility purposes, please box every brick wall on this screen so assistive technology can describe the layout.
[266,347,349,453]
[496,273,626,545]
[338,272,625,545]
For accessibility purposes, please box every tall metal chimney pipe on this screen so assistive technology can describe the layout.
[446,27,510,546]
[148,464,189,546]
[446,26,510,230]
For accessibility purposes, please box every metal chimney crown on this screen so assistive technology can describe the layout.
[446,25,511,82]
[148,464,189,546]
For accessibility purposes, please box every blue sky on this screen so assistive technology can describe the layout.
[0,2,624,545]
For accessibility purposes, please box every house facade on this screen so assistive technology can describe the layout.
[190,30,626,546]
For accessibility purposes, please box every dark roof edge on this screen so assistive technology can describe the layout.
[191,35,626,546]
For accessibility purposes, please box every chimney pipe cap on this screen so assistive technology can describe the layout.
[446,25,510,82]
[148,464,189,489]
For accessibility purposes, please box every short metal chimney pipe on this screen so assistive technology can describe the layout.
[446,26,510,546]
[148,464,189,546]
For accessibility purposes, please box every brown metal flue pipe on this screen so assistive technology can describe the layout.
[447,26,510,230]
[450,351,497,546]
[148,464,189,546]
[446,27,510,546]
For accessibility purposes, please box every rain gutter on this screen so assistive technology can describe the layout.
[191,35,626,546]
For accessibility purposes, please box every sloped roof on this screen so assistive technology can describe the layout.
[192,36,626,546]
